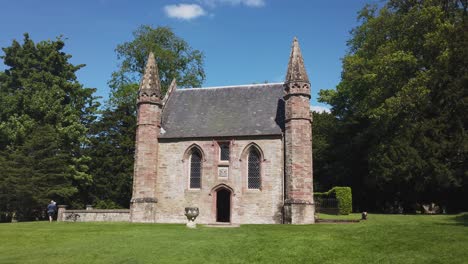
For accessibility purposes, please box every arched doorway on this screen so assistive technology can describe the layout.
[216,188,231,222]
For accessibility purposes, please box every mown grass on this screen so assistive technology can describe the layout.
[317,212,363,220]
[0,214,467,264]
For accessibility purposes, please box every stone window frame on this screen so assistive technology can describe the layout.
[239,142,265,191]
[216,141,231,179]
[218,141,230,163]
[183,144,206,190]
[247,148,262,189]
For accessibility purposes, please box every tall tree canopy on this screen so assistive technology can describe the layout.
[0,34,99,220]
[86,26,205,208]
[319,0,467,212]
[108,25,205,107]
[312,111,350,192]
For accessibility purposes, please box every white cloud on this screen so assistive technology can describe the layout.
[164,4,206,20]
[199,0,265,8]
[242,0,265,7]
[310,105,331,113]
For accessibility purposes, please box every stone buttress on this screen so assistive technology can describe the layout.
[283,38,315,224]
[130,53,162,223]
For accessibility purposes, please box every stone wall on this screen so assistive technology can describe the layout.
[156,136,284,224]
[58,208,130,222]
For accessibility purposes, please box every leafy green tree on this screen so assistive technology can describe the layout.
[0,126,79,220]
[313,111,360,198]
[86,26,205,207]
[86,103,136,208]
[320,0,467,212]
[0,34,99,220]
[108,25,205,107]
[313,111,342,191]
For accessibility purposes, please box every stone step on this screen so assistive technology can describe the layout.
[204,223,240,228]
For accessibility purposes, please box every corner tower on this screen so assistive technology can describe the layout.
[283,37,315,224]
[130,53,162,223]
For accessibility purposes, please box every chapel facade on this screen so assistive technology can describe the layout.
[130,38,315,224]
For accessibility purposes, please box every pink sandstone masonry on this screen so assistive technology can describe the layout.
[130,102,160,223]
[156,137,284,224]
[283,37,315,224]
[130,52,162,223]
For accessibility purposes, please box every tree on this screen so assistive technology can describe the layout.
[86,26,205,208]
[0,126,79,220]
[313,111,343,191]
[86,103,136,208]
[0,34,99,220]
[319,0,467,212]
[108,25,205,107]
[312,110,359,202]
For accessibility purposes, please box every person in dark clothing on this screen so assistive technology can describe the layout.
[47,200,57,223]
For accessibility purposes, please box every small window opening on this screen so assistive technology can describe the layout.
[220,143,230,161]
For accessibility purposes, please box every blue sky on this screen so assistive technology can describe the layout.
[0,0,376,112]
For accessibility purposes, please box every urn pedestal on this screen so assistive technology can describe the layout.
[185,207,199,228]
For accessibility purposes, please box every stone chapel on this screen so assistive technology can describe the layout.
[130,37,315,224]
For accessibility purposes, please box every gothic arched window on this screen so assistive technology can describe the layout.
[190,149,202,189]
[248,148,261,189]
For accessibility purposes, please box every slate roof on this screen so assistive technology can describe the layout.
[159,83,285,138]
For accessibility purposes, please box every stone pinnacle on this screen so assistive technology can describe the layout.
[139,52,161,98]
[285,37,309,83]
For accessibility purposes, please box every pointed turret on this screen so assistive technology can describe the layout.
[131,52,162,223]
[284,38,311,98]
[286,37,309,84]
[138,52,162,102]
[283,37,315,224]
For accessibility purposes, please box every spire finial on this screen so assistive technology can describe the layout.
[139,52,161,100]
[285,37,309,83]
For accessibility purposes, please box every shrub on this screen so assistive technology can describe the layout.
[94,199,124,209]
[332,187,352,215]
[315,186,352,215]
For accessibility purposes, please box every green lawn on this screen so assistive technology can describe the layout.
[0,214,467,264]
[317,212,363,220]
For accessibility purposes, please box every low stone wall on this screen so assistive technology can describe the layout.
[57,206,129,222]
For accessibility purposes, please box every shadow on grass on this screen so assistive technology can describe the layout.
[437,213,468,227]
[452,213,468,227]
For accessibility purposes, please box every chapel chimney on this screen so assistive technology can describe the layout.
[283,37,315,224]
[130,52,162,223]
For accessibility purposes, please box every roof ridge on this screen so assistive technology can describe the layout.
[177,82,284,91]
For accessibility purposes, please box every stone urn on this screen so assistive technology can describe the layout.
[361,211,368,220]
[185,207,199,228]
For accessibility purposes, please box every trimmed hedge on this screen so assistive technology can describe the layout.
[315,186,352,215]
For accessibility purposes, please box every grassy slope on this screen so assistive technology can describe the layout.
[0,214,467,264]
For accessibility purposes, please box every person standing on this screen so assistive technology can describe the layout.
[47,200,57,223]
